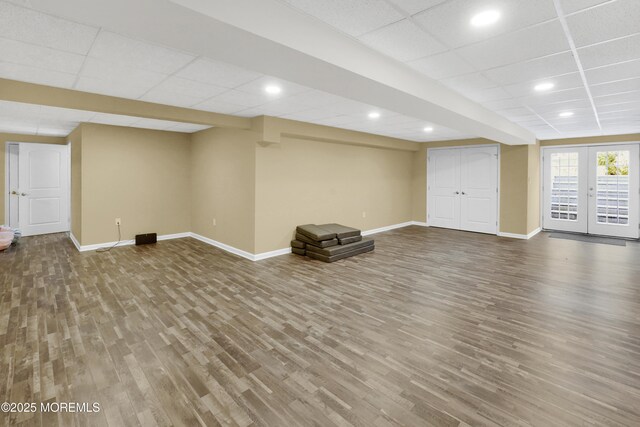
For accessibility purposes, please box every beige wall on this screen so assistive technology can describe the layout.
[411,138,539,235]
[527,143,541,234]
[69,126,82,240]
[190,127,256,253]
[77,124,191,245]
[0,133,67,225]
[254,134,414,253]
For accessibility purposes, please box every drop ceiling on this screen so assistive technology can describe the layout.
[280,0,640,139]
[0,0,638,141]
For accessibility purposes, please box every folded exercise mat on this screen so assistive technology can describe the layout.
[295,233,339,248]
[338,235,362,245]
[307,244,374,263]
[318,223,361,239]
[305,237,373,256]
[296,224,336,242]
[291,240,306,249]
[292,247,306,256]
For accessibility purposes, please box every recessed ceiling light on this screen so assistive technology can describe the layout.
[368,112,381,119]
[423,126,434,132]
[264,85,282,95]
[534,82,555,92]
[470,10,501,27]
[559,111,574,118]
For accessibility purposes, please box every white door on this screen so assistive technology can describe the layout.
[543,144,639,239]
[587,144,639,239]
[543,147,588,233]
[427,148,461,229]
[460,146,498,234]
[427,146,499,234]
[17,143,70,237]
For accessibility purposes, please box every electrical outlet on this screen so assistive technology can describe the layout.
[362,211,367,218]
[212,218,217,226]
[115,218,121,226]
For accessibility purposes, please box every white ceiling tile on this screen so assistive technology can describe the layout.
[520,87,589,106]
[0,116,39,134]
[130,118,175,131]
[560,0,615,14]
[456,21,570,70]
[414,0,558,49]
[281,108,339,122]
[529,98,592,114]
[590,78,640,98]
[407,51,475,79]
[279,90,344,109]
[440,73,497,93]
[212,89,269,108]
[233,76,311,98]
[483,52,578,85]
[0,60,75,88]
[78,57,167,94]
[0,37,84,74]
[281,0,404,37]
[358,19,446,62]
[585,59,640,85]
[0,100,41,117]
[503,73,583,98]
[0,1,98,54]
[594,90,640,106]
[386,0,447,15]
[74,76,152,99]
[578,33,640,70]
[141,76,227,107]
[567,0,640,48]
[466,87,511,103]
[89,31,195,74]
[597,102,640,114]
[313,115,358,127]
[175,57,262,88]
[192,98,247,114]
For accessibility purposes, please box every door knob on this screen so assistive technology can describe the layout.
[10,190,18,195]
[21,192,28,196]
[461,191,466,195]
[455,191,460,194]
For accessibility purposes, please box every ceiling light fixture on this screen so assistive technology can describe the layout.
[534,82,555,92]
[423,126,434,132]
[559,111,574,118]
[264,85,282,95]
[470,10,501,27]
[368,112,381,119]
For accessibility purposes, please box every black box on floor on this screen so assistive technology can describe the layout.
[135,233,157,245]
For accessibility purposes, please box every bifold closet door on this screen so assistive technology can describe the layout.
[427,148,461,229]
[459,146,498,234]
[428,146,499,234]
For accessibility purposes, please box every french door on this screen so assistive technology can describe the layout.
[427,145,498,234]
[543,144,639,239]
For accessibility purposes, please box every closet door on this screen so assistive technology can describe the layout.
[460,146,499,234]
[427,148,461,230]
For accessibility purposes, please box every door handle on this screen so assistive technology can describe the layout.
[461,191,466,195]
[10,190,18,195]
[21,192,28,196]
[455,191,460,194]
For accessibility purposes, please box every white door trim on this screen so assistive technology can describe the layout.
[3,142,10,225]
[426,143,500,235]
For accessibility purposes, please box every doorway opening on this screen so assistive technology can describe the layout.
[4,142,70,237]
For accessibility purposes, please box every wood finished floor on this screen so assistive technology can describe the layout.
[1,227,640,427]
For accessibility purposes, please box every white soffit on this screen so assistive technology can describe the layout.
[0,100,211,136]
[22,0,535,145]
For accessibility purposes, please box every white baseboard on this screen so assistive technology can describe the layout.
[498,227,542,240]
[69,232,190,252]
[189,232,256,261]
[69,221,423,260]
[362,221,415,236]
